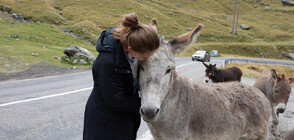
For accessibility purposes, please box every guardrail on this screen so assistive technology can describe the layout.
[223,58,294,68]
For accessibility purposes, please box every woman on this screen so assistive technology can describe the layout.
[83,13,160,140]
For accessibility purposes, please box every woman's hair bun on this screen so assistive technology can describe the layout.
[120,13,139,29]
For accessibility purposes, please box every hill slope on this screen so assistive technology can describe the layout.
[0,0,293,73]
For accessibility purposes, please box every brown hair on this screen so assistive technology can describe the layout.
[112,13,159,53]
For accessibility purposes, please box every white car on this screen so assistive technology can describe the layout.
[192,50,210,62]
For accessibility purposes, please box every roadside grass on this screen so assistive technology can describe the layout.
[225,63,294,80]
[0,21,97,73]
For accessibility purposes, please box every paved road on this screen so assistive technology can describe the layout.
[0,57,293,140]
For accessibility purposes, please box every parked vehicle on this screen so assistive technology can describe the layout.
[192,50,210,62]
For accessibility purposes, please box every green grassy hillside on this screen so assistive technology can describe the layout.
[0,0,293,73]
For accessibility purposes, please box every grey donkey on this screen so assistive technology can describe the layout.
[138,22,271,140]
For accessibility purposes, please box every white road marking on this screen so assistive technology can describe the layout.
[0,87,92,107]
[176,62,195,68]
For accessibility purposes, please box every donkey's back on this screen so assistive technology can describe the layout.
[222,67,242,82]
[186,78,270,140]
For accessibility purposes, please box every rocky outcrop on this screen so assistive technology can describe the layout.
[63,45,95,64]
[282,0,294,6]
[281,52,294,59]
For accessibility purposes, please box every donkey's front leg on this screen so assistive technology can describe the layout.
[270,106,280,140]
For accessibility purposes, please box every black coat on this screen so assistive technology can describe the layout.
[83,27,141,140]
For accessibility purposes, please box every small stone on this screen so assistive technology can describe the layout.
[31,53,38,56]
[10,34,19,38]
[176,3,181,7]
[79,59,87,64]
[186,27,193,31]
[53,56,61,60]
[42,46,47,48]
[226,16,231,20]
[240,24,250,30]
[272,26,277,29]
[73,59,78,64]
[264,6,271,9]
[5,64,11,67]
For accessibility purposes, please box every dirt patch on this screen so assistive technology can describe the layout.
[0,63,91,82]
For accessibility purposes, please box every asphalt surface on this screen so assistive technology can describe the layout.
[0,57,293,140]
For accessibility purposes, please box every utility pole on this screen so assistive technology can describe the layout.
[231,0,240,35]
[231,0,237,34]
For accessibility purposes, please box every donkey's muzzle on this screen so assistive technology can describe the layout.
[141,107,159,120]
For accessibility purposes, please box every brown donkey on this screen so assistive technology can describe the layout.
[202,62,242,83]
[254,69,294,139]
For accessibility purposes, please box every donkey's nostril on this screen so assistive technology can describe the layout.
[140,108,145,115]
[156,108,160,114]
[277,108,285,113]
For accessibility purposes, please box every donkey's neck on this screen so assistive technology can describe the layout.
[266,77,275,103]
[160,75,192,118]
[166,75,190,104]
[212,69,223,82]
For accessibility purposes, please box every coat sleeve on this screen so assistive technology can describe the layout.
[97,59,141,112]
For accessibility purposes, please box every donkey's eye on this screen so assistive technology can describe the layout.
[274,90,278,93]
[165,69,171,74]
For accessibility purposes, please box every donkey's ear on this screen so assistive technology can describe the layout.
[168,24,203,55]
[289,78,294,84]
[202,62,208,68]
[271,69,279,80]
[149,18,158,33]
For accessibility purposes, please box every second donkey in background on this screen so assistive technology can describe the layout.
[203,62,242,83]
